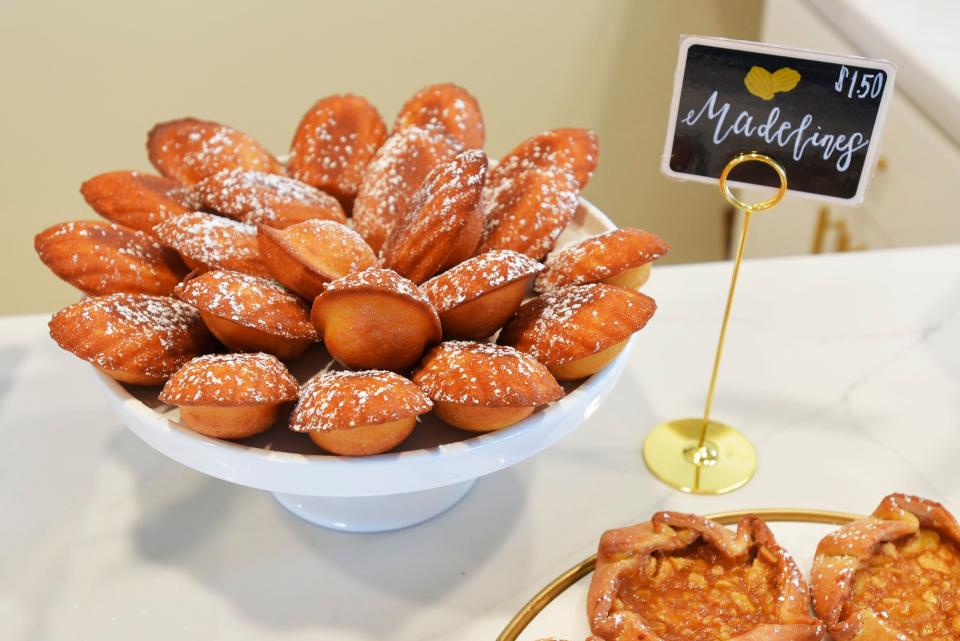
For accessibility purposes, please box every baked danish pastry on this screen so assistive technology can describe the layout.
[175,270,318,360]
[48,293,215,385]
[498,283,656,380]
[290,370,432,455]
[811,493,960,641]
[413,341,562,431]
[421,250,542,340]
[588,511,825,641]
[159,352,298,439]
[310,268,441,371]
[257,219,378,300]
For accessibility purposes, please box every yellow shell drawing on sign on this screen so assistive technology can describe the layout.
[744,66,801,100]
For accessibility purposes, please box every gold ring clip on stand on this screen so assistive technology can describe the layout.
[643,151,788,494]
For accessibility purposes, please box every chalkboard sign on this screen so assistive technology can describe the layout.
[662,36,896,204]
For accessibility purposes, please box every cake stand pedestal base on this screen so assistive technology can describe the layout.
[271,479,477,532]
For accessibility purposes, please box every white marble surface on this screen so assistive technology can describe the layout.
[2,244,959,640]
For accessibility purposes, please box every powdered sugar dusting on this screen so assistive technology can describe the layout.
[154,212,265,275]
[323,268,439,323]
[421,249,542,312]
[290,370,431,432]
[175,270,317,340]
[413,341,561,406]
[160,352,298,405]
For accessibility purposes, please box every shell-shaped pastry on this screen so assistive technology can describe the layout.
[35,220,187,296]
[287,94,388,208]
[49,293,215,383]
[380,149,487,283]
[160,352,299,406]
[422,249,542,313]
[147,118,283,185]
[413,341,562,407]
[80,170,193,235]
[175,270,317,340]
[353,126,462,252]
[190,169,346,228]
[393,83,484,149]
[290,370,432,432]
[498,283,656,366]
[535,228,670,293]
[154,212,269,278]
[487,128,598,191]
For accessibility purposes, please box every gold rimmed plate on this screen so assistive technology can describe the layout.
[497,508,861,641]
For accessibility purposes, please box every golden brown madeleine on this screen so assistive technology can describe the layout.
[421,250,543,340]
[80,170,193,235]
[811,493,960,641]
[257,220,378,300]
[536,228,671,293]
[147,118,283,185]
[498,283,656,380]
[153,212,269,278]
[413,341,562,432]
[311,268,441,371]
[353,126,462,252]
[589,512,824,641]
[287,94,387,210]
[175,270,318,360]
[48,293,215,385]
[159,352,299,439]
[380,149,487,283]
[474,167,580,260]
[290,370,432,456]
[393,83,484,149]
[190,169,347,228]
[487,127,599,191]
[35,220,187,296]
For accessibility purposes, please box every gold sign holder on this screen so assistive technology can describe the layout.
[643,151,787,494]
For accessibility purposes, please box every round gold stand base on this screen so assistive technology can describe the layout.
[643,418,757,495]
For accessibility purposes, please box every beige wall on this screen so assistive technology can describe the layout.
[0,0,761,315]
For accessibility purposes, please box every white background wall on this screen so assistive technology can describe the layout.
[0,0,762,314]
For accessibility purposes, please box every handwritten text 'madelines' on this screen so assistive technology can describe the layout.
[681,90,870,172]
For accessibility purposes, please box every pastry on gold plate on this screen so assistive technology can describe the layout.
[35,220,187,296]
[175,270,318,360]
[147,118,284,185]
[536,228,670,293]
[258,219,378,300]
[475,166,580,261]
[290,370,432,456]
[80,170,193,235]
[352,126,462,252]
[421,250,543,340]
[153,211,270,279]
[413,341,562,432]
[190,169,347,228]
[811,493,960,641]
[159,352,299,439]
[498,283,656,380]
[311,268,441,371]
[487,127,599,192]
[48,293,215,385]
[588,512,825,641]
[380,149,487,283]
[287,94,388,210]
[393,82,484,149]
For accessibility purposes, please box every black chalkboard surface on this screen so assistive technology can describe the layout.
[662,36,896,204]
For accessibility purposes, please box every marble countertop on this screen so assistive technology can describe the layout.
[2,244,959,640]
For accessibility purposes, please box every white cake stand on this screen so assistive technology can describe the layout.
[95,200,637,532]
